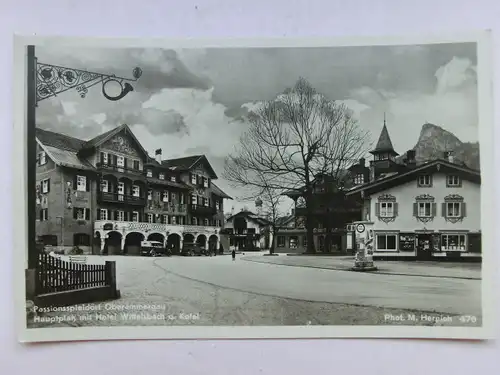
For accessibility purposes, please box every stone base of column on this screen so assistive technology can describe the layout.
[351,261,378,272]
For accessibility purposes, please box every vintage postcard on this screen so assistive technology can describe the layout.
[13,32,495,342]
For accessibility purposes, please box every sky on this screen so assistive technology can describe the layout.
[35,42,478,216]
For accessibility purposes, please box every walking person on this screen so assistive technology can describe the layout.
[231,249,236,261]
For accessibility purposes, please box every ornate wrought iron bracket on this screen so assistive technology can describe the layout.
[35,59,142,104]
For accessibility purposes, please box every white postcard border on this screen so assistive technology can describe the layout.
[13,31,496,342]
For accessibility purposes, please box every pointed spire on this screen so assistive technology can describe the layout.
[370,115,399,156]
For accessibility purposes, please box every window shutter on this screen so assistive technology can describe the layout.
[113,155,117,166]
[208,178,211,187]
[442,203,446,217]
[432,202,437,217]
[112,211,117,220]
[39,209,43,221]
[73,207,78,219]
[429,175,433,187]
[100,152,104,164]
[462,202,467,217]
[106,209,110,220]
[458,177,462,188]
[47,178,50,193]
[73,175,77,190]
[413,203,418,216]
[394,202,398,216]
[189,173,193,183]
[124,158,128,169]
[85,208,90,220]
[375,203,380,217]
[85,175,90,191]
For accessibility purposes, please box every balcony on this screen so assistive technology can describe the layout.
[189,204,216,215]
[145,201,188,215]
[94,220,221,235]
[98,192,146,206]
[97,162,146,178]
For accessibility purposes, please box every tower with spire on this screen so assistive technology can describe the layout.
[369,114,400,180]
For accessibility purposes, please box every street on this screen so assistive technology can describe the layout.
[28,254,482,328]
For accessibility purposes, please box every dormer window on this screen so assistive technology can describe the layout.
[203,177,209,188]
[191,174,197,184]
[447,175,461,187]
[159,173,165,180]
[146,169,153,178]
[38,151,47,166]
[417,174,432,187]
[354,174,364,185]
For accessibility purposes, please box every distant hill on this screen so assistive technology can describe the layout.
[402,123,480,171]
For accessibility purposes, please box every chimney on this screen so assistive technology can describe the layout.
[359,158,365,167]
[155,148,162,164]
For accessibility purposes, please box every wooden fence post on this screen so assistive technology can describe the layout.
[105,261,117,296]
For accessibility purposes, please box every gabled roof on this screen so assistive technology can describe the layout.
[346,158,480,197]
[370,123,399,156]
[226,210,270,226]
[211,182,233,199]
[81,124,150,159]
[162,154,218,179]
[36,128,95,170]
[36,128,86,152]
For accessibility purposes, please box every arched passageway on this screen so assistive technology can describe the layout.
[167,233,182,254]
[196,234,207,249]
[208,235,218,254]
[147,232,165,244]
[124,232,145,255]
[183,233,195,250]
[106,231,122,255]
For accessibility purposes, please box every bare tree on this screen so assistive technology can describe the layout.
[224,78,370,253]
[258,180,285,255]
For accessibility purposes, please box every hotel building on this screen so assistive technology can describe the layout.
[35,124,232,255]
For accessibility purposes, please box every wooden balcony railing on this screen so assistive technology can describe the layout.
[189,204,216,215]
[97,192,146,206]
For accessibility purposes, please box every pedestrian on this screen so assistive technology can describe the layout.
[231,249,236,261]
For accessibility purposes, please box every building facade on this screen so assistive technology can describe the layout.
[223,211,272,251]
[35,124,232,255]
[347,122,481,259]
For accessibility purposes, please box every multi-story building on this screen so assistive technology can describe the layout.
[277,163,369,254]
[346,122,481,259]
[223,210,272,251]
[35,124,232,255]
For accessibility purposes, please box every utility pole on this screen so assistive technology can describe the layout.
[27,45,37,270]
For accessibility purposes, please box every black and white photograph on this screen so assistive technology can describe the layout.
[13,33,494,342]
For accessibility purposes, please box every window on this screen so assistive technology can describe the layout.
[147,189,153,200]
[162,215,168,224]
[180,194,185,204]
[418,202,432,217]
[133,160,140,170]
[216,200,220,210]
[277,236,285,248]
[215,219,220,227]
[117,156,125,168]
[203,177,209,188]
[117,182,125,195]
[191,195,197,205]
[192,217,198,225]
[101,180,108,193]
[204,218,209,226]
[178,216,184,225]
[171,216,177,225]
[441,234,466,251]
[147,214,154,223]
[40,208,48,221]
[170,192,176,202]
[376,234,397,251]
[354,174,364,185]
[41,179,50,193]
[146,169,153,177]
[102,153,108,165]
[418,175,432,187]
[99,209,108,221]
[132,185,140,197]
[132,212,139,222]
[159,173,165,180]
[447,175,461,187]
[380,202,394,217]
[76,175,87,192]
[38,151,47,165]
[162,191,169,202]
[191,174,197,184]
[170,176,176,182]
[446,202,461,217]
[203,198,209,207]
[74,208,85,220]
[117,211,125,221]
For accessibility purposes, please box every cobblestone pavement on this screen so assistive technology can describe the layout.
[242,254,481,280]
[28,255,482,328]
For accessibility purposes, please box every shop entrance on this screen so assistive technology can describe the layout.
[416,234,433,260]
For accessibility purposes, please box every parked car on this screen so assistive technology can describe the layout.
[140,241,170,257]
[181,243,209,257]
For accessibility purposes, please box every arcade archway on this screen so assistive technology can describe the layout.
[147,232,165,244]
[196,234,207,249]
[167,233,181,254]
[124,232,144,255]
[106,231,122,255]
